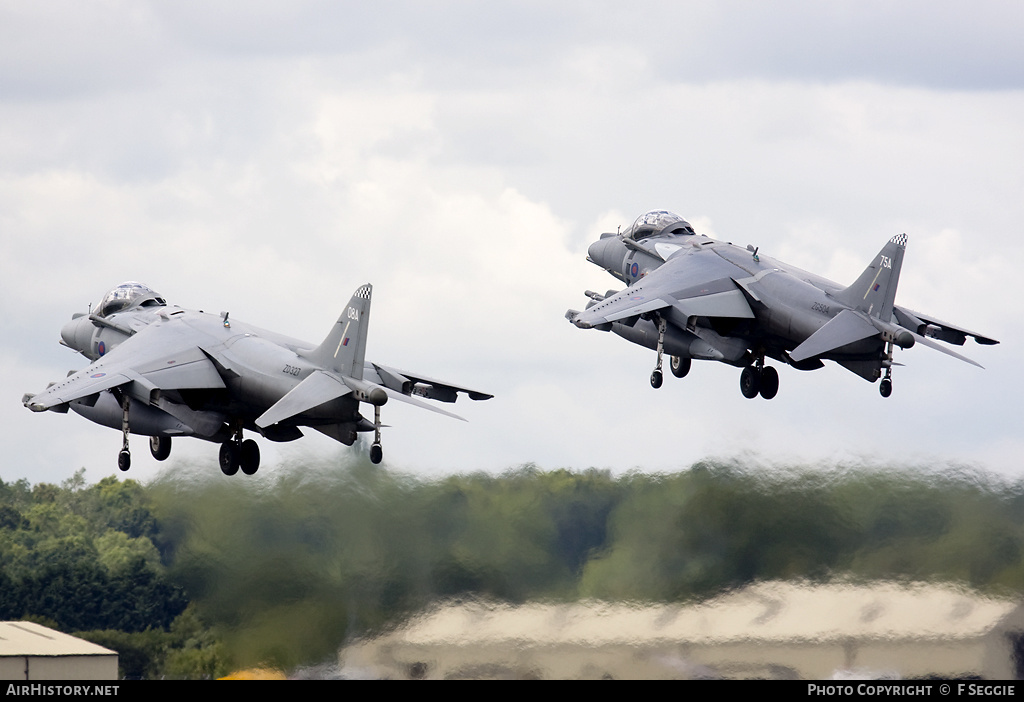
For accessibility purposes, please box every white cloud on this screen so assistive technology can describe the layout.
[1,2,1021,484]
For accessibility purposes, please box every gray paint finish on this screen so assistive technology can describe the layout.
[24,283,491,474]
[567,211,997,399]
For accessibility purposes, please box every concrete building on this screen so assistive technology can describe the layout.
[341,581,1024,679]
[0,621,118,680]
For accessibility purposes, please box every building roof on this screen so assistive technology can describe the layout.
[0,621,116,658]
[392,581,1020,647]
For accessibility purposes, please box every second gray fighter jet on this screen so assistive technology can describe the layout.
[567,210,997,398]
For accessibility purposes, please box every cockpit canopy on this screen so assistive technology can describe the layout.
[96,282,166,318]
[626,210,695,241]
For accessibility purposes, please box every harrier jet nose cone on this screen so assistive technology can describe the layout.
[587,238,609,264]
[587,237,625,271]
[60,316,93,354]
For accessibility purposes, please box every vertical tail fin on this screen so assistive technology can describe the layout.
[835,234,906,321]
[303,284,372,379]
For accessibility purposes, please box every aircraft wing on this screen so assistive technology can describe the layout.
[24,321,225,412]
[380,386,468,421]
[569,253,755,329]
[893,306,999,346]
[369,362,494,403]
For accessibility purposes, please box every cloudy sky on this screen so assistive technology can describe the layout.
[2,1,1021,485]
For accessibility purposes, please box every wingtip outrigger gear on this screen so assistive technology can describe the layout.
[371,404,383,464]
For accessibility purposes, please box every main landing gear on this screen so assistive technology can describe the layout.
[739,357,779,400]
[670,354,691,379]
[150,435,172,461]
[219,425,260,476]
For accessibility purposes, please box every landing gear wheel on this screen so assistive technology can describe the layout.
[149,435,172,461]
[759,366,779,400]
[240,439,260,475]
[740,366,761,399]
[880,378,892,398]
[650,369,663,389]
[117,450,131,472]
[670,355,691,378]
[369,404,384,465]
[219,442,240,476]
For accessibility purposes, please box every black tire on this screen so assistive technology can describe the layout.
[740,366,761,399]
[670,355,691,379]
[118,450,131,472]
[219,442,240,476]
[650,369,663,389]
[370,443,383,465]
[880,378,892,398]
[759,366,779,400]
[149,435,172,461]
[240,439,260,475]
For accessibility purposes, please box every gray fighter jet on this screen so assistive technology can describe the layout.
[24,282,491,474]
[567,210,998,398]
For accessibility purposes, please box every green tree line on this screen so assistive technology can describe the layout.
[3,458,1024,676]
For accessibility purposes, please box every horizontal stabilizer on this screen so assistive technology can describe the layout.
[789,309,880,363]
[256,370,350,428]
